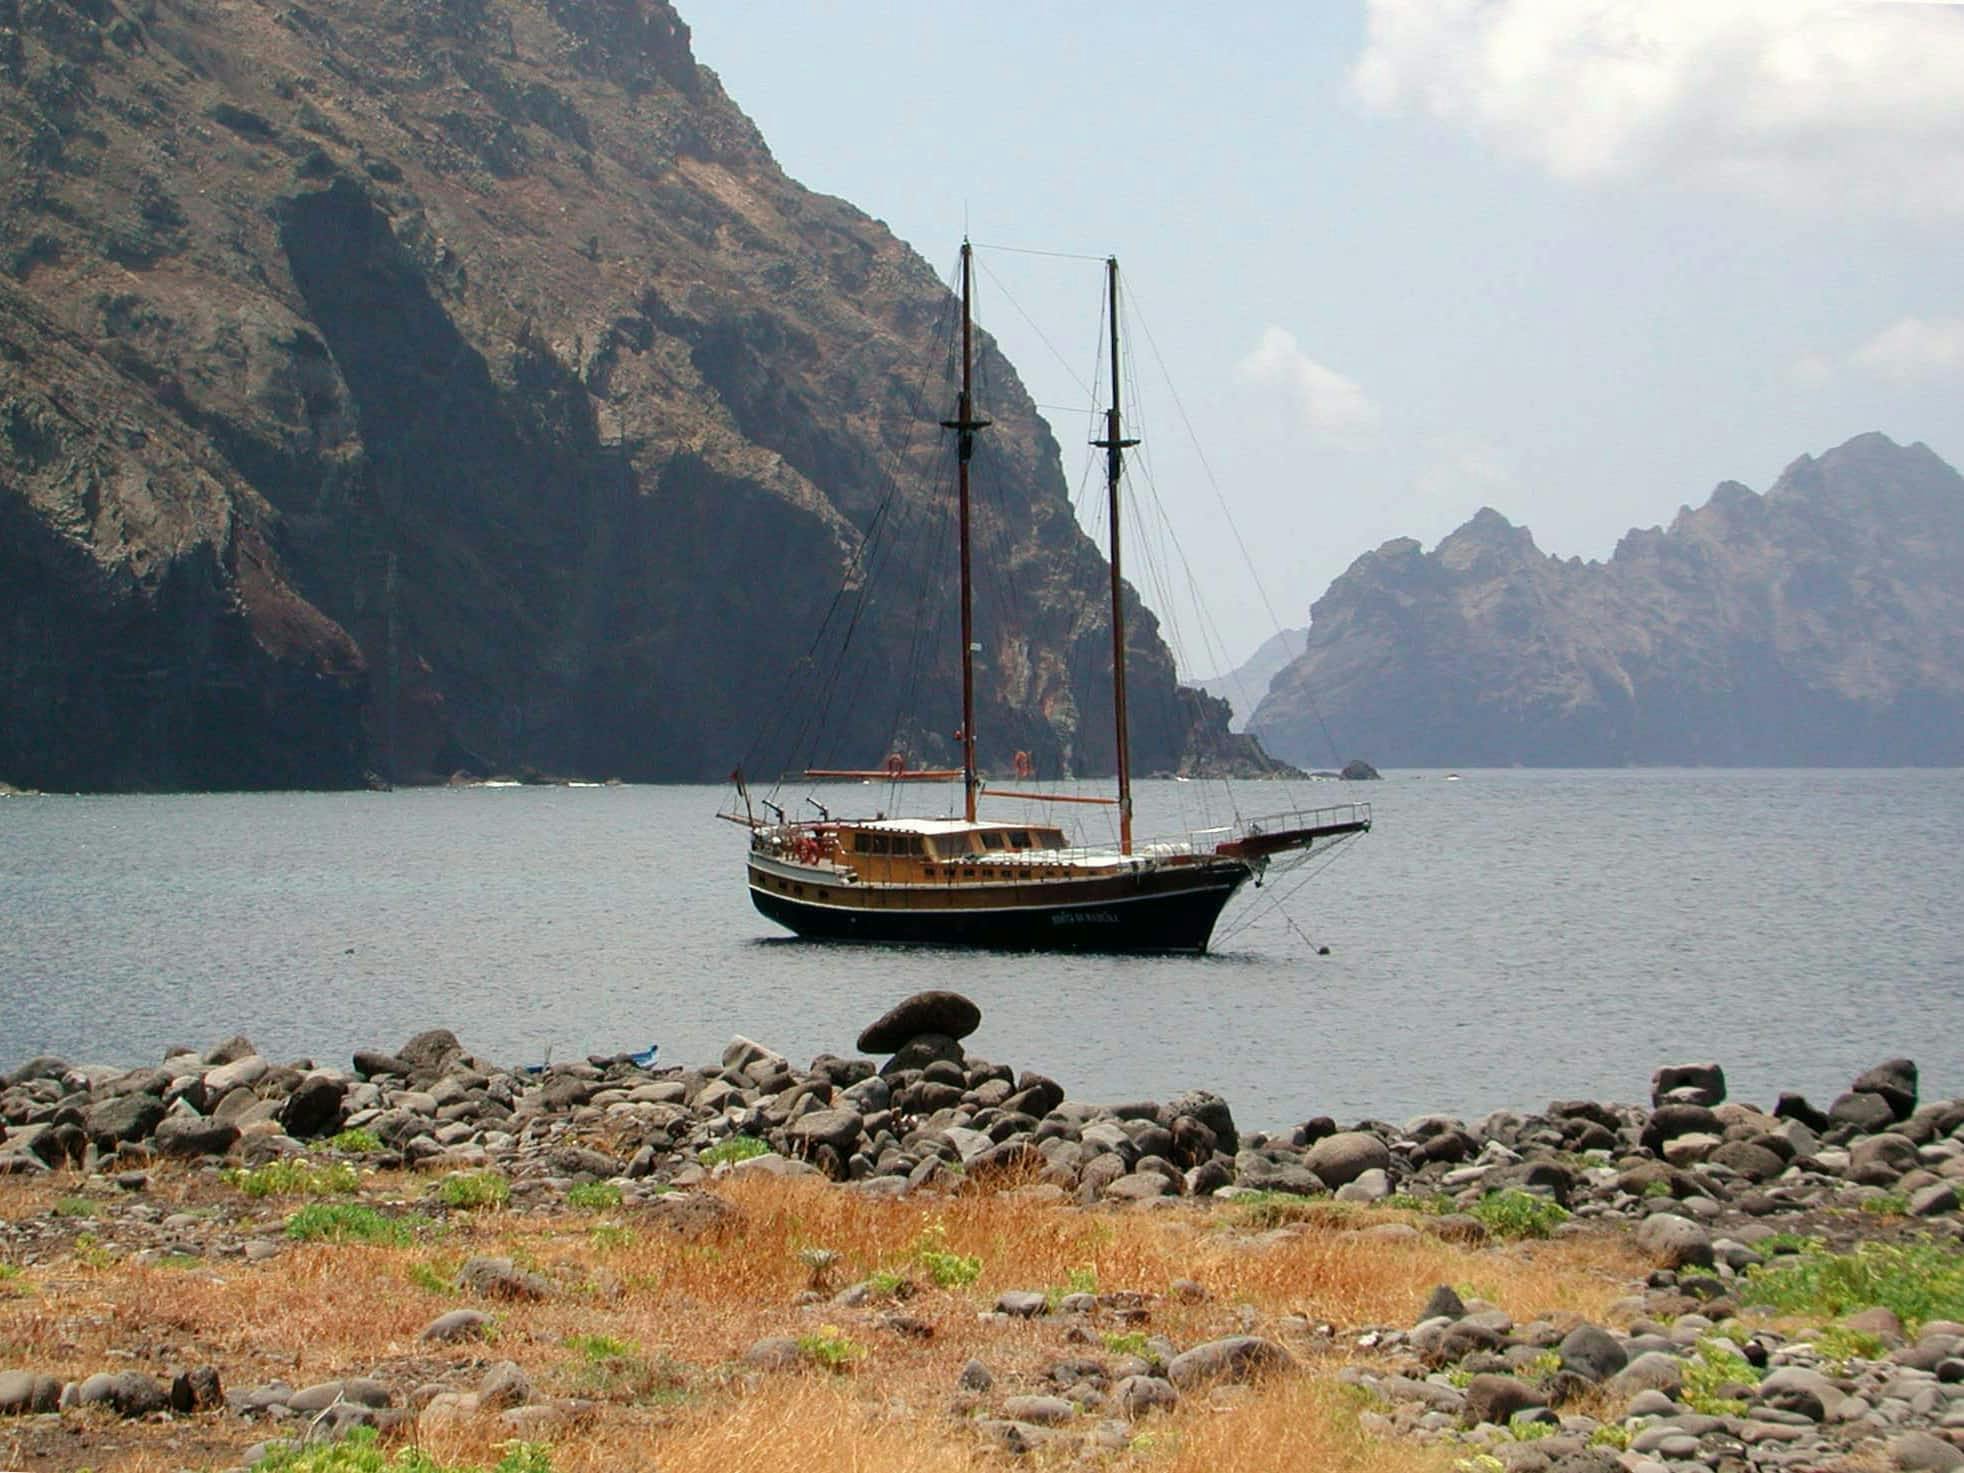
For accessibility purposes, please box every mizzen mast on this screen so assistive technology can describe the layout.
[1094,256,1141,854]
[940,241,991,822]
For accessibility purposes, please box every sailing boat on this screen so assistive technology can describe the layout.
[725,244,1369,952]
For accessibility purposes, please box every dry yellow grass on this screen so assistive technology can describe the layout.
[0,1169,1650,1473]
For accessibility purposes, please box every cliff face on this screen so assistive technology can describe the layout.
[1250,434,1964,767]
[0,0,1220,789]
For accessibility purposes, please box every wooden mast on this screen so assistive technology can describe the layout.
[1094,256,1140,854]
[941,241,990,822]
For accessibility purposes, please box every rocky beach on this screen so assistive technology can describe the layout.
[2,991,1961,1473]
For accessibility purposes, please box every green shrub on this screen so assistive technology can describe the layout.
[1811,1325,1887,1372]
[227,1160,360,1198]
[796,1324,865,1372]
[698,1136,770,1167]
[566,1181,622,1211]
[1385,1191,1455,1215]
[1682,1337,1757,1416]
[909,1223,981,1290]
[1743,1240,1964,1332]
[589,1225,635,1252]
[1589,1424,1631,1450]
[54,1196,103,1218]
[1102,1331,1152,1357]
[865,1268,911,1298]
[286,1204,415,1246]
[1469,1190,1570,1240]
[329,1127,384,1154]
[561,1334,689,1404]
[408,1257,458,1294]
[1225,1189,1325,1228]
[434,1172,510,1211]
[1859,1193,1910,1217]
[254,1425,549,1473]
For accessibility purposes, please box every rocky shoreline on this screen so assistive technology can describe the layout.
[2,991,1961,1473]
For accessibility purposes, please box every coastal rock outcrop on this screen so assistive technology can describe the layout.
[1252,433,1964,767]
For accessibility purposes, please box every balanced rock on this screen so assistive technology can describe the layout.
[1851,1059,1917,1120]
[856,991,982,1053]
[1652,1062,1726,1108]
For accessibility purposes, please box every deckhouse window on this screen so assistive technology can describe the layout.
[1007,830,1030,850]
[981,832,1005,851]
[867,834,890,855]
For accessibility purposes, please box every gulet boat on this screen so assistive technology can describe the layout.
[724,245,1368,951]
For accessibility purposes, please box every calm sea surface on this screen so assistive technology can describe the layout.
[2,771,1959,1130]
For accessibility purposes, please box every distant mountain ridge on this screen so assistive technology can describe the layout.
[1191,627,1306,733]
[1250,433,1964,767]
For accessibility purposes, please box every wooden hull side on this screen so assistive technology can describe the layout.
[746,857,1252,953]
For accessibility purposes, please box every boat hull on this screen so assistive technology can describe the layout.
[747,858,1251,953]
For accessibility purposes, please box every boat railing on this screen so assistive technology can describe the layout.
[1231,801,1372,842]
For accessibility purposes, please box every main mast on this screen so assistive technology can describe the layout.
[941,241,990,822]
[1095,256,1140,854]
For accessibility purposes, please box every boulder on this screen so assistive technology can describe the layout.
[420,1309,492,1343]
[0,1370,62,1414]
[153,1115,242,1159]
[1461,1373,1547,1427]
[1165,1336,1293,1388]
[86,1092,166,1148]
[1302,1131,1391,1188]
[788,1108,865,1159]
[1167,1089,1239,1156]
[279,1074,348,1138]
[1852,1060,1918,1120]
[1652,1063,1726,1109]
[203,1034,258,1065]
[1635,1212,1714,1270]
[1829,1091,1896,1133]
[856,991,983,1053]
[1557,1324,1628,1383]
[75,1371,169,1418]
[1641,1103,1722,1154]
[1114,1374,1178,1417]
[396,1029,466,1077]
[457,1257,550,1301]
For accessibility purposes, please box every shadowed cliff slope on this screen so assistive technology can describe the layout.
[1251,434,1964,767]
[0,0,1239,788]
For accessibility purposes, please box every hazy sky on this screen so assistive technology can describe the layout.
[685,2,1964,676]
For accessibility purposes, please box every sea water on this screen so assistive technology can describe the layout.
[2,770,1959,1129]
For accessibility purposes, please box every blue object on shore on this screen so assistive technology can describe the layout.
[628,1042,659,1068]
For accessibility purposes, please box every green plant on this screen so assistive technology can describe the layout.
[1743,1240,1964,1332]
[329,1127,384,1154]
[1860,1192,1910,1217]
[1469,1189,1570,1240]
[1758,1230,1823,1256]
[1681,1337,1757,1416]
[434,1171,511,1211]
[286,1203,415,1245]
[254,1426,551,1473]
[54,1196,103,1218]
[865,1268,910,1298]
[1504,1418,1557,1441]
[1642,1179,1676,1199]
[227,1160,360,1199]
[1589,1424,1631,1450]
[1442,1367,1473,1388]
[1385,1191,1455,1215]
[909,1222,982,1290]
[1225,1189,1325,1228]
[561,1334,689,1405]
[566,1181,623,1211]
[796,1324,865,1372]
[589,1224,635,1252]
[1102,1331,1152,1357]
[1519,1350,1561,1378]
[408,1257,459,1293]
[154,1252,202,1270]
[1064,1265,1098,1295]
[73,1232,112,1270]
[0,1263,29,1296]
[698,1136,770,1167]
[1811,1325,1886,1372]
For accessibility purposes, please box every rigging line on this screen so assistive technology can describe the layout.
[970,242,1109,264]
[1126,283,1345,768]
[974,255,1099,408]
[1213,832,1363,948]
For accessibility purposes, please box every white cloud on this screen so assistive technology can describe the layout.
[1234,327,1380,442]
[1851,315,1964,381]
[1354,0,1964,215]
[1788,353,1835,386]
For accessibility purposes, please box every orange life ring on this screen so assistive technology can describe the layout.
[796,836,819,864]
[1013,750,1034,779]
[884,753,906,777]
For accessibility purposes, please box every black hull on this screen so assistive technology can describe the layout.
[748,868,1249,953]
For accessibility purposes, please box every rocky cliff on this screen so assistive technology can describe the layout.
[0,0,1234,789]
[1191,627,1305,733]
[1250,434,1964,767]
